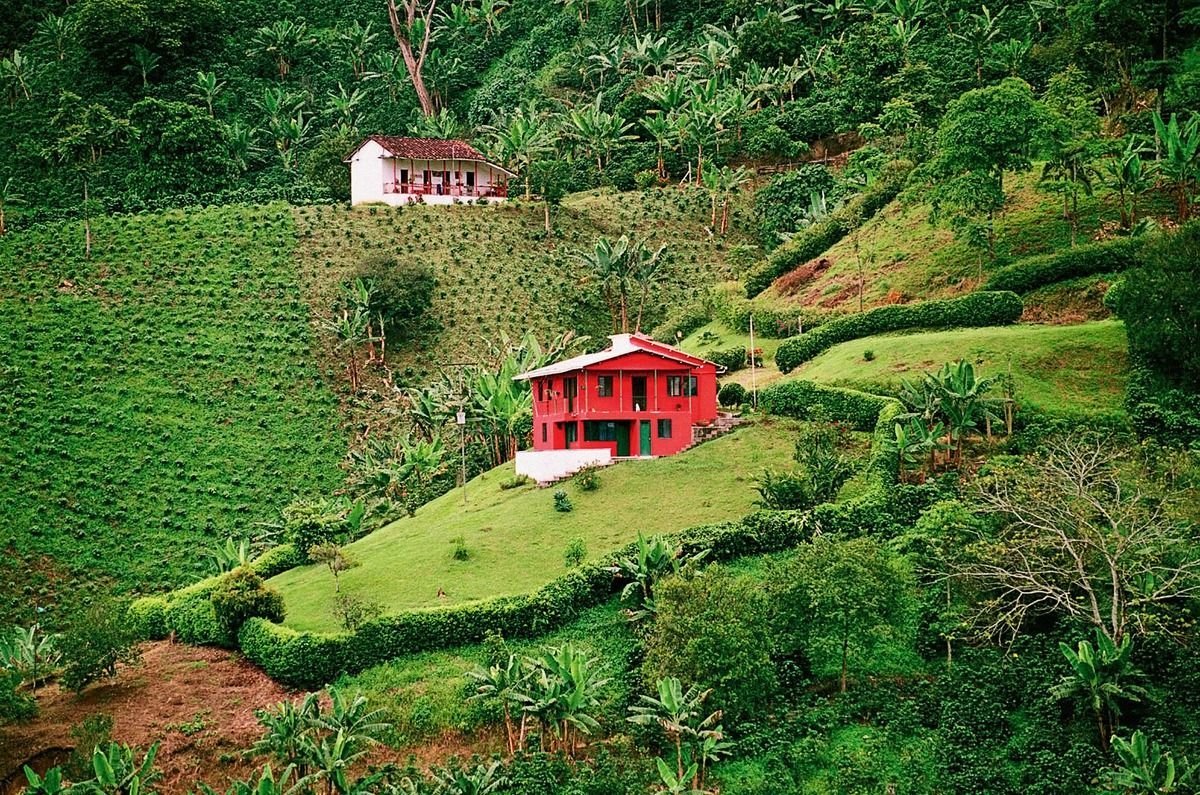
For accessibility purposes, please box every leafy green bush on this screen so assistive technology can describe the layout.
[353,254,437,337]
[1106,224,1200,391]
[643,568,778,723]
[573,466,601,492]
[985,236,1146,293]
[754,165,842,247]
[744,160,914,297]
[57,603,142,694]
[564,537,587,568]
[650,301,711,343]
[773,291,1024,372]
[718,382,747,407]
[553,489,573,512]
[754,469,813,509]
[125,597,168,639]
[759,380,897,430]
[708,346,749,372]
[210,568,285,638]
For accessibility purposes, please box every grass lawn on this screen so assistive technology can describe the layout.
[792,320,1129,417]
[271,419,803,632]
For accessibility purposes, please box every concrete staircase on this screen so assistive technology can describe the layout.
[688,412,744,449]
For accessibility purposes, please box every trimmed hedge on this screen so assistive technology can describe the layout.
[709,346,749,372]
[744,159,914,298]
[710,284,828,339]
[758,379,899,431]
[650,301,711,343]
[985,236,1147,294]
[773,291,1024,373]
[128,543,304,646]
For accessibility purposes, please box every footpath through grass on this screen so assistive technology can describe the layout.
[792,320,1128,417]
[0,205,346,625]
[271,420,801,633]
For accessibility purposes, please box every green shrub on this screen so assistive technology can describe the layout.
[564,537,587,568]
[126,597,168,640]
[57,603,141,694]
[745,160,914,297]
[248,543,305,578]
[573,466,601,492]
[643,568,778,722]
[451,535,470,561]
[553,489,573,512]
[718,382,747,407]
[754,469,813,509]
[985,236,1146,293]
[773,291,1024,372]
[755,165,842,247]
[759,380,897,430]
[650,301,711,343]
[500,474,531,490]
[164,592,229,646]
[284,497,353,562]
[1107,224,1200,391]
[209,568,285,638]
[353,254,436,337]
[708,346,749,372]
[0,669,35,724]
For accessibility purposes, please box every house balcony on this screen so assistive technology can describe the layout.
[383,183,508,199]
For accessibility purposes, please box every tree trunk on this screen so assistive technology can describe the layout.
[386,0,438,117]
[543,201,551,233]
[840,631,849,693]
[83,175,92,260]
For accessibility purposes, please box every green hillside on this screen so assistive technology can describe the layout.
[756,170,1116,313]
[0,206,346,625]
[792,320,1128,418]
[294,188,753,382]
[270,419,832,633]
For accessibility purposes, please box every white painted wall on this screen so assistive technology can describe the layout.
[515,449,612,486]
[348,145,510,206]
[348,139,387,205]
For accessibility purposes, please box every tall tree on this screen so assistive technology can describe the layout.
[385,0,439,116]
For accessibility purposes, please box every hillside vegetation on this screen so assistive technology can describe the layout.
[0,205,346,625]
[270,419,834,633]
[293,188,753,382]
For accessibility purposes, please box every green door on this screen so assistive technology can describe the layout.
[639,420,652,456]
[616,422,630,456]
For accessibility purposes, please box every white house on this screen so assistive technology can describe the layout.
[344,136,515,206]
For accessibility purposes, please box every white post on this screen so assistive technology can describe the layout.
[749,313,757,410]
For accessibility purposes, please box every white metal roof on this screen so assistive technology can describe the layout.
[513,334,710,381]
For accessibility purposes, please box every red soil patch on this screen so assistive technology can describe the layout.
[0,642,295,793]
[774,257,833,297]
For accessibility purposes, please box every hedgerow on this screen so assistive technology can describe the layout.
[154,384,927,689]
[743,160,914,298]
[773,291,1024,373]
[984,236,1147,293]
[758,379,898,430]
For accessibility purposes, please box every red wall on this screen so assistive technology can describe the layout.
[529,350,719,457]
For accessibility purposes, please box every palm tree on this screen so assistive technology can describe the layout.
[191,71,225,116]
[249,20,314,80]
[1102,138,1155,230]
[1151,111,1200,221]
[336,21,379,80]
[629,239,667,332]
[324,84,364,131]
[565,96,635,175]
[484,102,554,198]
[627,678,722,788]
[953,5,1004,84]
[642,113,673,179]
[1051,630,1149,751]
[429,760,507,795]
[467,654,530,754]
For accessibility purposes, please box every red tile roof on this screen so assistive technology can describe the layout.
[367,135,488,161]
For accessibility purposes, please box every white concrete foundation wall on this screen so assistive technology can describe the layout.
[515,449,612,485]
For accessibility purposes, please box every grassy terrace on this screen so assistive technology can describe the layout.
[271,420,805,633]
[792,320,1128,417]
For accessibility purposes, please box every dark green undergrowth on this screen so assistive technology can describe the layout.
[0,205,346,625]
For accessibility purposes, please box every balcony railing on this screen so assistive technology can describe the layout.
[383,183,508,198]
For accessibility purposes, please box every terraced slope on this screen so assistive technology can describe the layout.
[0,205,346,624]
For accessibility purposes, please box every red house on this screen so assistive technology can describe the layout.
[514,334,720,458]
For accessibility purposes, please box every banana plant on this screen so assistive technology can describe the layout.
[209,537,252,573]
[628,677,722,788]
[76,741,162,795]
[428,760,507,795]
[1050,630,1149,751]
[1151,111,1200,221]
[653,757,702,795]
[466,654,530,753]
[22,766,66,795]
[1105,730,1197,793]
[610,533,709,621]
[1,623,61,690]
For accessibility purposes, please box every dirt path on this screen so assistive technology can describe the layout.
[0,642,295,793]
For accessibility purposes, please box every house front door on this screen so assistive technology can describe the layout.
[631,376,647,411]
[616,422,631,456]
[639,420,652,456]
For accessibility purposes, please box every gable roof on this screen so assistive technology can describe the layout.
[345,136,516,174]
[514,334,717,381]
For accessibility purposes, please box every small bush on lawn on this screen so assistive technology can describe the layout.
[553,490,573,512]
[284,497,354,562]
[451,535,471,561]
[574,466,601,491]
[57,603,142,694]
[210,568,285,638]
[564,537,587,568]
[333,594,382,631]
[500,475,530,490]
[719,382,747,407]
[773,291,1024,372]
